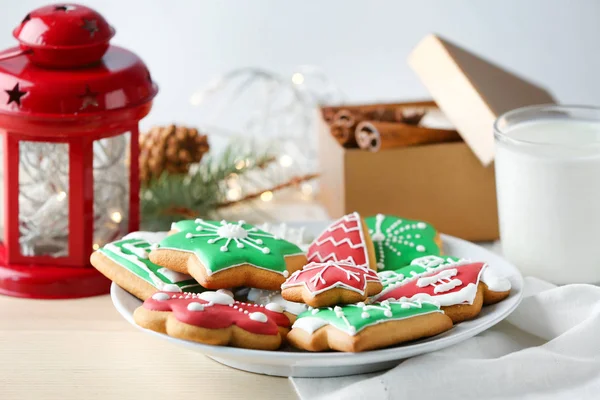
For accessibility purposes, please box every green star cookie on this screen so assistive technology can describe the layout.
[159,219,304,277]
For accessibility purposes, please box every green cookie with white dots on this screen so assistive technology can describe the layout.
[365,214,441,271]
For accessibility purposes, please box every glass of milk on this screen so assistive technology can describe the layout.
[494,105,600,284]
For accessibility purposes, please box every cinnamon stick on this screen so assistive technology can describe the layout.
[322,100,436,117]
[330,109,360,147]
[355,121,461,152]
[329,106,427,147]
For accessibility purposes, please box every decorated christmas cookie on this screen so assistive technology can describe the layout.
[281,261,383,308]
[150,219,307,290]
[366,214,442,270]
[287,299,453,352]
[372,255,511,323]
[247,288,309,322]
[134,289,291,350]
[91,237,204,300]
[306,212,377,270]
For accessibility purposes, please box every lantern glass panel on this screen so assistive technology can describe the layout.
[93,132,130,248]
[19,141,70,257]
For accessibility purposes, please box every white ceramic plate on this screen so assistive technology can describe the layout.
[111,222,523,378]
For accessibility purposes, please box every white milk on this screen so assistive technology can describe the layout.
[495,118,600,284]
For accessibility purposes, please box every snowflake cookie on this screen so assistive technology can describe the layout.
[287,299,453,352]
[281,260,383,308]
[150,219,307,290]
[91,237,204,300]
[307,212,378,270]
[134,289,291,350]
[366,214,442,271]
[372,255,512,323]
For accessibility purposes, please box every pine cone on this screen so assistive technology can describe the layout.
[139,125,210,184]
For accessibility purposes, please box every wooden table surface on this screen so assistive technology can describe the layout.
[0,294,297,400]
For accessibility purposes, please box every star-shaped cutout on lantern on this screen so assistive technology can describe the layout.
[54,5,76,12]
[5,83,27,106]
[79,85,99,110]
[81,18,99,37]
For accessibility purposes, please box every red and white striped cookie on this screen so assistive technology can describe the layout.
[306,212,377,270]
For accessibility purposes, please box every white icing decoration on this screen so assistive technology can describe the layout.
[291,316,328,334]
[123,231,168,243]
[246,288,308,315]
[480,268,512,292]
[281,260,380,297]
[265,303,284,313]
[416,245,426,252]
[417,268,463,294]
[198,291,234,305]
[157,268,194,283]
[152,292,170,301]
[249,312,268,323]
[361,312,370,319]
[217,289,234,298]
[411,255,447,268]
[187,302,204,311]
[183,220,278,257]
[122,243,149,259]
[371,214,386,242]
[162,284,182,293]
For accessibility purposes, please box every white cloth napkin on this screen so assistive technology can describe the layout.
[291,277,600,399]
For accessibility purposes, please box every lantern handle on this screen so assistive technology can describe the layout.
[0,48,32,62]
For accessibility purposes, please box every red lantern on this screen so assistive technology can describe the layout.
[0,4,157,299]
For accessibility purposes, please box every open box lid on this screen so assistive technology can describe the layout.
[409,34,556,166]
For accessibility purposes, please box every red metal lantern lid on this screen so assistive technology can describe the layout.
[14,4,114,50]
[0,4,157,126]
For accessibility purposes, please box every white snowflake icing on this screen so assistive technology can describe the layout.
[184,219,280,254]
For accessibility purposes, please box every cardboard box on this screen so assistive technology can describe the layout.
[318,34,555,241]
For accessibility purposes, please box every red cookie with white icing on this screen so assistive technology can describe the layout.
[372,260,511,323]
[281,260,383,308]
[133,289,291,350]
[306,212,378,270]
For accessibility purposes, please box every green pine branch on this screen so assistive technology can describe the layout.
[140,141,274,231]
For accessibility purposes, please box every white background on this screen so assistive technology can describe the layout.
[1,0,599,130]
